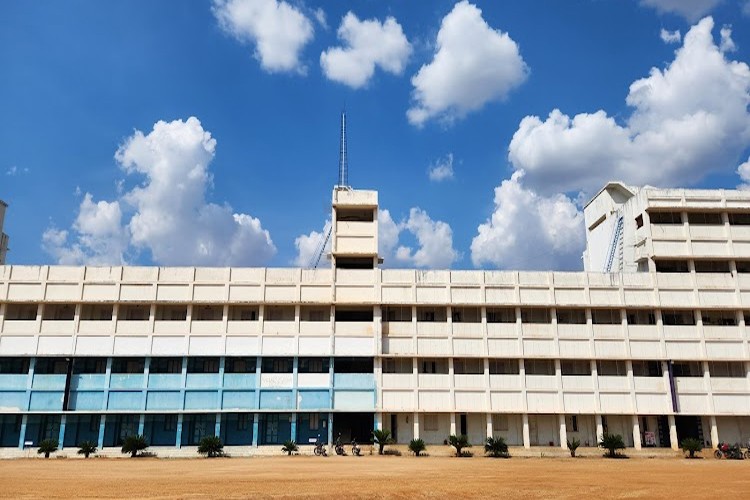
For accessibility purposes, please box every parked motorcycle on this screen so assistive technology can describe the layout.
[714,442,744,459]
[334,433,346,456]
[351,439,361,456]
[314,435,328,457]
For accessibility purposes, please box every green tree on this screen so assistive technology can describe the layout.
[567,438,581,458]
[408,438,426,457]
[198,436,224,458]
[77,441,97,459]
[37,439,58,459]
[598,433,626,458]
[484,436,509,458]
[448,435,471,457]
[121,435,148,458]
[372,429,394,455]
[680,437,703,459]
[281,440,299,456]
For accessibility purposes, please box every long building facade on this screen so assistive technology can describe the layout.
[1,184,750,453]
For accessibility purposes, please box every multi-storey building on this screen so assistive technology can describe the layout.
[0,182,749,454]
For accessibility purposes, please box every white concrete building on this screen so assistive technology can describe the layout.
[0,183,749,453]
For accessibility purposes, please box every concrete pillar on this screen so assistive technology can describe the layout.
[290,413,297,442]
[374,412,383,431]
[449,412,457,436]
[251,413,259,447]
[668,414,679,451]
[632,415,642,450]
[413,412,420,440]
[327,413,333,445]
[215,413,221,438]
[709,415,719,448]
[522,413,530,449]
[176,414,183,448]
[58,415,67,449]
[18,414,28,450]
[559,414,567,449]
[138,414,145,436]
[486,413,493,440]
[595,414,604,444]
[97,415,106,450]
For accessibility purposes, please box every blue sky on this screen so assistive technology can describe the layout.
[1,0,749,271]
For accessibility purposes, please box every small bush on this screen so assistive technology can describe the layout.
[77,440,97,459]
[567,438,581,458]
[281,440,299,456]
[409,438,426,457]
[599,433,626,458]
[448,435,471,457]
[37,439,58,459]
[121,435,148,458]
[198,436,224,458]
[383,449,402,456]
[484,437,509,458]
[680,437,703,459]
[372,429,394,456]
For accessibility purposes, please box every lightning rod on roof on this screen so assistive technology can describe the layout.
[337,110,349,189]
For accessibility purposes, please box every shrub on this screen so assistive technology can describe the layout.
[448,435,471,457]
[681,437,703,459]
[77,441,97,459]
[409,438,426,457]
[484,437,509,458]
[372,429,394,456]
[599,433,626,458]
[281,440,299,456]
[198,436,224,458]
[37,439,58,459]
[567,438,581,458]
[121,435,148,458]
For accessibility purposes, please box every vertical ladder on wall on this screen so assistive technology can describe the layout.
[604,214,624,273]
[310,222,333,269]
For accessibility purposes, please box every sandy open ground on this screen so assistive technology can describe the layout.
[1,453,748,499]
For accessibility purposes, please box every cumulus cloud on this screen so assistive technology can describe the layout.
[660,28,681,44]
[640,0,722,21]
[471,172,585,270]
[294,208,459,269]
[737,156,750,190]
[407,1,528,127]
[43,117,276,266]
[507,17,750,196]
[293,220,330,267]
[719,26,736,52]
[213,0,314,74]
[428,153,455,182]
[320,12,411,88]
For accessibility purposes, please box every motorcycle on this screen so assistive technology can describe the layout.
[334,433,346,456]
[714,441,744,459]
[314,435,328,457]
[745,441,750,460]
[351,439,361,456]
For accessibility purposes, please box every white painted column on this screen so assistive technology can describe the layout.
[413,412,420,440]
[374,412,383,431]
[709,415,719,448]
[595,414,604,444]
[449,412,456,436]
[632,415,642,450]
[486,413,493,440]
[668,414,679,451]
[522,413,530,449]
[559,414,567,449]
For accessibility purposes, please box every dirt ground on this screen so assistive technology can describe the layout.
[1,454,748,499]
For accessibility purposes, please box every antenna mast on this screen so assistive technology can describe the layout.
[337,111,349,188]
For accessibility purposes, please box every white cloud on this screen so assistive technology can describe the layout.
[293,220,330,267]
[719,26,736,52]
[640,0,722,21]
[213,0,314,74]
[507,17,750,196]
[43,117,276,267]
[471,171,585,271]
[743,1,750,17]
[428,153,455,182]
[660,28,681,44]
[407,1,528,127]
[314,8,327,29]
[737,156,750,190]
[5,165,29,176]
[320,12,411,89]
[293,207,459,269]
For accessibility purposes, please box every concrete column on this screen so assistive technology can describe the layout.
[58,414,67,449]
[97,415,106,449]
[327,413,333,445]
[559,414,567,449]
[137,414,145,436]
[522,413,530,449]
[595,414,604,444]
[709,415,719,448]
[413,412,420,440]
[252,413,259,447]
[176,414,183,448]
[18,414,28,449]
[374,412,383,431]
[290,413,297,442]
[215,413,221,439]
[632,415,642,450]
[449,412,457,436]
[668,414,679,451]
[486,413,493,440]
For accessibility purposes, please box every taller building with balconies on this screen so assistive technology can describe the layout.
[0,182,749,455]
